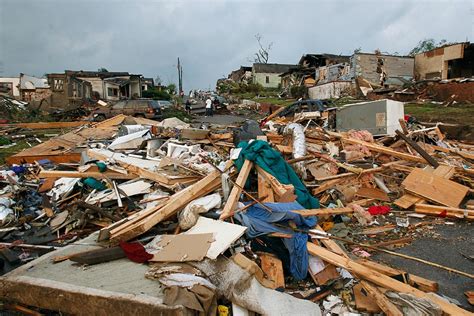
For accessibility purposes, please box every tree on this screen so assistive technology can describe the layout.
[97,67,108,72]
[248,33,273,64]
[408,39,448,56]
[167,83,177,95]
[155,75,162,86]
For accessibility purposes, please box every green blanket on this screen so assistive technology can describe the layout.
[235,140,319,209]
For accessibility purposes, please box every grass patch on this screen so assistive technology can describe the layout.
[0,140,32,165]
[404,102,474,126]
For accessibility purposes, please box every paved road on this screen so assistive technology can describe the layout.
[373,221,474,311]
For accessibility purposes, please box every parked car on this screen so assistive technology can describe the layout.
[155,100,173,109]
[92,99,162,121]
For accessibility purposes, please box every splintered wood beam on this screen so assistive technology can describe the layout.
[355,258,438,292]
[291,207,353,217]
[330,132,426,163]
[219,160,253,220]
[258,172,275,203]
[395,130,439,167]
[110,161,232,242]
[415,204,474,220]
[360,281,403,316]
[307,243,471,316]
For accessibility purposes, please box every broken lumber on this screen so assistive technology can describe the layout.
[220,160,253,220]
[415,204,474,220]
[292,207,353,217]
[330,132,426,163]
[355,258,438,292]
[256,166,296,202]
[307,243,471,315]
[394,165,455,209]
[395,130,439,167]
[110,161,232,242]
[402,168,469,208]
[360,281,403,316]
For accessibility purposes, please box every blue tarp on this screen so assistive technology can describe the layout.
[234,201,317,280]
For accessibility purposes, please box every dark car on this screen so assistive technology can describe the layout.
[278,99,334,117]
[92,99,162,121]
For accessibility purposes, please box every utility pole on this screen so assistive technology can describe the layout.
[177,57,183,96]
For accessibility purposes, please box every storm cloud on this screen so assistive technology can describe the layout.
[0,0,472,90]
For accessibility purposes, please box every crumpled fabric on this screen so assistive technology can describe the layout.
[367,205,391,215]
[119,241,153,263]
[234,140,319,209]
[234,201,317,280]
[164,284,217,316]
[385,291,442,316]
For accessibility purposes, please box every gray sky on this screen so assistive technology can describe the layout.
[0,0,472,90]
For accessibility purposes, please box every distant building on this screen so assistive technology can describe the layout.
[308,52,414,100]
[414,42,474,80]
[280,54,350,90]
[228,66,252,84]
[252,63,297,88]
[47,70,143,108]
[142,78,155,91]
[0,77,20,97]
[19,73,52,108]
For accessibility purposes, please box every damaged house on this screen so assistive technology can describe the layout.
[308,52,414,100]
[47,70,143,108]
[252,63,296,88]
[19,73,52,108]
[0,76,20,98]
[228,66,252,84]
[281,54,350,91]
[414,42,474,80]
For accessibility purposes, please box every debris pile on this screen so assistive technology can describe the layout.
[0,104,473,315]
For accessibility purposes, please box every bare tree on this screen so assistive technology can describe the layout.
[248,33,273,64]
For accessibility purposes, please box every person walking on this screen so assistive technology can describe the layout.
[205,97,212,117]
[185,99,192,115]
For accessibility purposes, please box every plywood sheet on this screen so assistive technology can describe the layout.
[185,216,247,259]
[402,168,468,208]
[150,233,213,262]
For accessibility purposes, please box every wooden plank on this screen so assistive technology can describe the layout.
[353,283,381,313]
[0,121,89,129]
[355,258,438,292]
[259,252,285,289]
[360,281,403,316]
[402,168,468,208]
[258,172,275,203]
[333,132,426,163]
[395,130,439,167]
[6,153,82,165]
[415,204,474,220]
[292,207,353,217]
[256,166,296,202]
[39,170,136,180]
[355,187,390,202]
[111,162,231,242]
[219,160,253,220]
[312,178,347,195]
[394,165,456,209]
[307,243,470,315]
[310,263,339,286]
